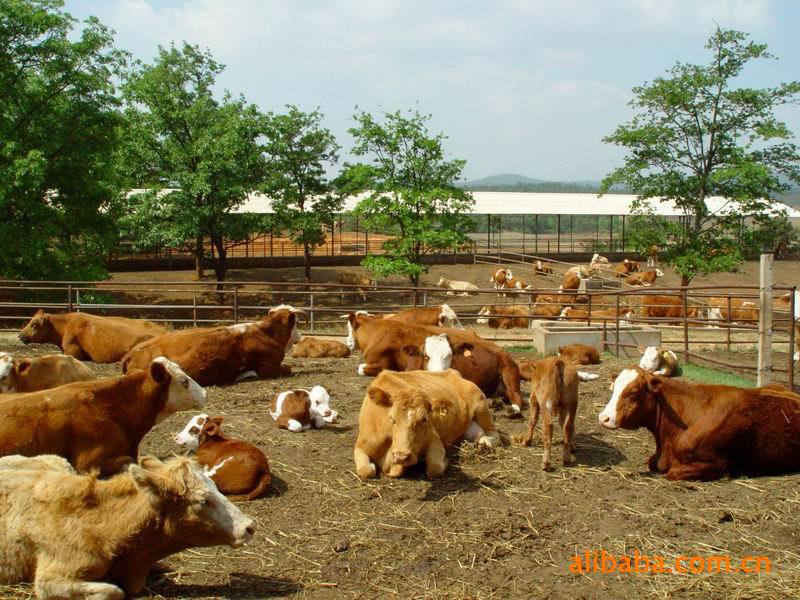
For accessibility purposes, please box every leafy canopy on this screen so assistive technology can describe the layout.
[0,0,125,280]
[340,109,474,285]
[601,28,800,283]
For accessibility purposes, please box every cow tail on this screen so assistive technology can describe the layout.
[120,352,131,374]
[245,468,272,501]
[554,359,565,408]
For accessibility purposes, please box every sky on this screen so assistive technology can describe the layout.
[64,0,800,181]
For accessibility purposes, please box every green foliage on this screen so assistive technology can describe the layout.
[741,212,800,258]
[339,109,474,285]
[680,363,754,388]
[118,42,268,282]
[601,28,800,284]
[262,106,341,281]
[0,0,126,280]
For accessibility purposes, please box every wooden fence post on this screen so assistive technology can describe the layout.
[789,287,796,391]
[757,253,773,387]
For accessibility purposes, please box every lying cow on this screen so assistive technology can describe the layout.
[174,415,271,501]
[613,259,641,277]
[348,313,527,415]
[638,346,678,377]
[0,352,96,393]
[590,253,610,266]
[337,272,376,301]
[559,306,620,323]
[437,276,479,296]
[534,260,555,275]
[354,369,507,479]
[558,344,601,365]
[637,294,700,324]
[707,297,759,323]
[490,268,513,289]
[476,305,530,329]
[18,310,166,363]
[0,454,254,597]
[0,357,206,474]
[599,368,800,480]
[387,304,463,329]
[122,305,303,385]
[291,336,350,358]
[560,272,583,291]
[625,269,664,286]
[270,386,338,431]
[514,357,578,471]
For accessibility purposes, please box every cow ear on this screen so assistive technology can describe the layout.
[287,312,297,328]
[646,374,662,395]
[367,387,391,406]
[150,361,170,384]
[210,415,224,427]
[203,418,221,436]
[637,346,645,355]
[129,456,166,503]
[15,359,31,374]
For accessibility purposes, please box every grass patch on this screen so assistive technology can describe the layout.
[505,344,535,353]
[679,363,755,388]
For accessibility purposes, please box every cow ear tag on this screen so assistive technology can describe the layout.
[439,408,448,417]
[463,350,472,358]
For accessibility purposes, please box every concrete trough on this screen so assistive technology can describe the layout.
[529,320,661,358]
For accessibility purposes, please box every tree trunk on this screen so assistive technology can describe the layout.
[680,274,691,287]
[194,237,204,280]
[304,243,312,283]
[210,237,227,295]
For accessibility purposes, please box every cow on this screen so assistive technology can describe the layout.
[174,415,271,501]
[437,277,479,296]
[647,245,659,268]
[707,297,759,323]
[291,336,350,358]
[534,260,555,275]
[0,357,205,474]
[353,369,507,479]
[638,346,678,377]
[502,275,532,291]
[0,352,96,393]
[599,368,800,480]
[490,268,513,290]
[122,305,303,386]
[517,358,599,383]
[0,454,255,597]
[558,344,601,365]
[559,306,620,323]
[348,313,527,416]
[531,295,569,319]
[476,305,530,329]
[18,310,166,363]
[337,272,376,301]
[514,357,578,471]
[269,386,338,431]
[560,272,583,291]
[613,259,641,277]
[625,269,664,287]
[590,253,610,266]
[387,304,464,329]
[637,294,700,324]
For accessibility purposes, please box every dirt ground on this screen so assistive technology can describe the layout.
[1,335,799,599]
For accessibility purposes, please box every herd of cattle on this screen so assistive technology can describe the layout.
[0,261,799,597]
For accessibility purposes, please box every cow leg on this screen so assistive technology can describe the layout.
[61,336,89,361]
[665,459,728,481]
[425,437,447,478]
[498,365,526,417]
[358,362,386,377]
[257,363,291,378]
[541,407,553,471]
[514,396,540,447]
[561,409,576,466]
[354,445,378,479]
[470,400,503,448]
[36,569,124,600]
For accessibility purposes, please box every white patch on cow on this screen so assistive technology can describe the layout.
[707,307,723,322]
[577,371,599,381]
[638,347,660,372]
[204,456,232,478]
[0,352,13,393]
[194,466,255,547]
[476,306,491,325]
[154,357,206,422]
[174,413,209,450]
[794,291,800,321]
[599,369,639,429]
[545,400,553,411]
[559,307,571,320]
[424,334,452,372]
[439,304,463,329]
[287,419,304,432]
[510,404,521,414]
[795,350,799,362]
[655,269,664,277]
[309,385,337,423]
[357,363,368,376]
[228,323,250,333]
[464,419,485,442]
[270,391,291,421]
[346,320,356,351]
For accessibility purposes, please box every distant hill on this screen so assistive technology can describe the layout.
[460,173,627,194]
[461,173,545,187]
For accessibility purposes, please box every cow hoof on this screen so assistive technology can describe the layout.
[478,435,498,449]
[357,364,367,376]
[357,462,377,480]
[511,434,531,447]
[541,462,554,472]
[506,405,523,419]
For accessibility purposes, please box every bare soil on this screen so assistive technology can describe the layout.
[1,335,799,599]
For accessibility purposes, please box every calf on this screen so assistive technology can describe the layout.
[437,277,479,296]
[502,275,532,291]
[0,455,254,597]
[476,305,530,329]
[18,310,166,363]
[490,267,512,289]
[291,337,350,358]
[387,304,463,329]
[514,357,578,471]
[560,272,582,291]
[599,368,800,480]
[174,415,271,500]
[625,269,663,286]
[613,259,641,277]
[354,369,507,479]
[270,386,337,432]
[337,272,375,301]
[707,297,759,323]
[0,357,206,474]
[0,352,95,393]
[637,294,699,324]
[638,346,678,377]
[558,344,601,365]
[534,260,555,275]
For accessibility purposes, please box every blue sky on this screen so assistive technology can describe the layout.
[65,0,800,181]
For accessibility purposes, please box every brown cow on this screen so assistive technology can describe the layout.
[534,260,555,275]
[625,269,664,286]
[349,313,527,416]
[387,304,463,329]
[269,386,337,431]
[613,259,641,278]
[490,267,513,289]
[637,294,700,324]
[291,337,350,358]
[337,272,376,301]
[600,368,800,480]
[0,358,206,474]
[0,454,254,597]
[559,306,621,323]
[707,297,759,323]
[18,310,166,363]
[558,344,601,365]
[174,414,272,501]
[560,272,582,291]
[502,275,532,291]
[0,352,95,393]
[354,369,506,479]
[514,357,578,471]
[476,305,530,329]
[122,305,303,386]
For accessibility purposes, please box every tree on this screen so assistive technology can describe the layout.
[601,28,800,285]
[0,0,125,280]
[262,106,341,283]
[339,109,474,286]
[119,42,268,284]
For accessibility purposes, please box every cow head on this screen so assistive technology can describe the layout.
[368,385,439,469]
[438,304,463,329]
[436,277,451,288]
[267,305,305,349]
[129,456,255,548]
[174,413,210,450]
[637,346,661,372]
[476,306,493,325]
[559,306,572,320]
[151,357,207,422]
[344,310,377,351]
[19,310,54,344]
[308,385,337,423]
[423,334,452,372]
[0,352,14,393]
[599,368,659,430]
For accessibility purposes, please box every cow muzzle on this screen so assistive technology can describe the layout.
[598,412,617,429]
[392,451,413,466]
[18,335,29,344]
[231,517,257,548]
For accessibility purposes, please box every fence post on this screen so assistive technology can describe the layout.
[310,293,315,333]
[76,289,81,313]
[587,294,592,327]
[614,294,620,357]
[423,291,427,306]
[67,284,73,312]
[789,286,796,391]
[726,295,732,351]
[757,253,773,386]
[682,288,689,363]
[233,286,239,324]
[193,292,197,327]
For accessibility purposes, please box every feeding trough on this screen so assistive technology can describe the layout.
[529,320,661,358]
